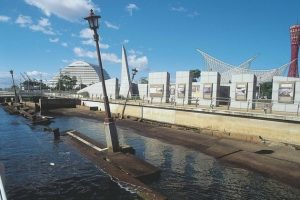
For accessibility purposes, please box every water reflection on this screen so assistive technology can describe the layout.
[2,109,299,200]
[0,108,141,200]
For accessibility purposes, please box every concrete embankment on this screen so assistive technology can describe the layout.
[48,107,300,189]
[64,130,166,200]
[81,100,300,146]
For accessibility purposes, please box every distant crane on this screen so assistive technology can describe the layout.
[20,72,29,91]
[9,70,19,103]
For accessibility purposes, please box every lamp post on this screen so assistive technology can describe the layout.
[120,68,138,119]
[84,9,119,152]
[9,70,19,103]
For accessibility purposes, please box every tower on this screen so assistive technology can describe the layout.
[288,25,300,77]
[119,46,132,97]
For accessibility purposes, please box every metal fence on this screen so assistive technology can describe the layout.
[77,94,300,117]
[4,90,298,118]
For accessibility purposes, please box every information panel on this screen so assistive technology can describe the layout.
[169,84,176,96]
[177,84,186,98]
[235,83,248,101]
[278,82,295,103]
[203,83,213,99]
[192,85,200,98]
[149,84,164,97]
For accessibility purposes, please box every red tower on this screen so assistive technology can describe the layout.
[288,25,300,77]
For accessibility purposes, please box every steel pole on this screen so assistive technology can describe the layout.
[93,30,119,152]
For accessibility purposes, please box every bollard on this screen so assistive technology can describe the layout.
[53,128,60,140]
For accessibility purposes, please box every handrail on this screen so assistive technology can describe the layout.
[0,163,7,200]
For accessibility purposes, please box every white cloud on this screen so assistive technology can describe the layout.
[99,43,110,49]
[38,17,50,26]
[81,38,109,49]
[128,49,143,55]
[79,28,93,39]
[74,47,96,58]
[80,28,109,49]
[82,38,94,45]
[102,53,121,63]
[49,38,59,43]
[123,39,129,44]
[188,11,200,18]
[16,15,54,35]
[104,21,119,30]
[15,15,32,27]
[26,70,50,78]
[128,54,149,71]
[24,0,98,22]
[171,6,187,12]
[61,42,68,47]
[73,47,120,63]
[29,24,55,35]
[126,3,139,16]
[0,15,10,22]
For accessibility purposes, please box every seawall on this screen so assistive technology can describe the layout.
[82,100,300,146]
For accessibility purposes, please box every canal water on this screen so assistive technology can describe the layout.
[1,107,300,200]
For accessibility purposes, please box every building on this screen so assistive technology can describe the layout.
[49,61,110,88]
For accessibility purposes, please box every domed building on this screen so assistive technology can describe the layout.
[49,61,110,88]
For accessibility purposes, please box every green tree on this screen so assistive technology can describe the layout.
[260,82,272,99]
[190,69,201,82]
[55,75,77,91]
[139,77,148,84]
[22,80,49,90]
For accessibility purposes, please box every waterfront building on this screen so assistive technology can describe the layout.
[49,61,110,88]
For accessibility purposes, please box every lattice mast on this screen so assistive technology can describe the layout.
[288,25,300,77]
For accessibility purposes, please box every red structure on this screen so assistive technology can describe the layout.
[288,25,300,77]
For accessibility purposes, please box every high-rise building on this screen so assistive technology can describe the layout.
[49,61,110,88]
[288,25,300,77]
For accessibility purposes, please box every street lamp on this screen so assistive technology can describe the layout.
[84,9,119,152]
[120,68,138,119]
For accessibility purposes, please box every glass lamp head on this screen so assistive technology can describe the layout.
[84,9,100,30]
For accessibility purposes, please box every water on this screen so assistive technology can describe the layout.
[1,107,300,199]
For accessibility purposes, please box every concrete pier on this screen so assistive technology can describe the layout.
[65,130,166,200]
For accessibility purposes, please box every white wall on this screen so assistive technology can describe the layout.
[272,76,300,113]
[175,71,192,105]
[137,84,148,100]
[148,72,170,103]
[199,71,220,107]
[230,74,257,109]
[77,78,118,99]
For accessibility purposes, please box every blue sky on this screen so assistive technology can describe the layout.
[0,0,299,88]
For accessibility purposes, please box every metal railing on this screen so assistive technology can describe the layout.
[79,95,300,118]
[0,163,7,200]
[6,90,298,118]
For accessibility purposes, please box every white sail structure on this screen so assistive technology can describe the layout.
[119,46,132,98]
[197,49,291,84]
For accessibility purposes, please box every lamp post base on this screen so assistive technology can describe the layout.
[104,118,120,152]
